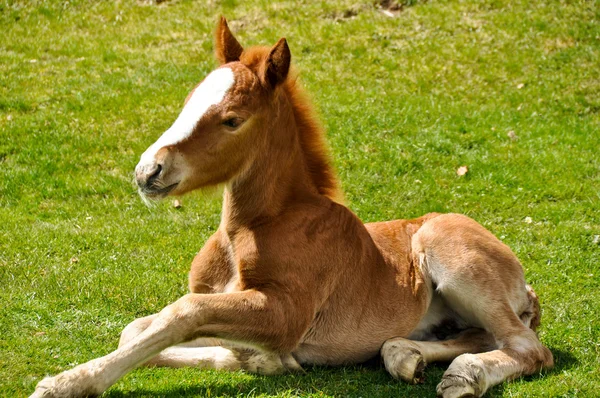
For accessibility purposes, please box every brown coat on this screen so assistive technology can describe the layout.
[29,17,553,398]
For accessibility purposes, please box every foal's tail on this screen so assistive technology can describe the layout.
[520,284,542,332]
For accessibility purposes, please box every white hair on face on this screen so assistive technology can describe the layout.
[138,67,235,165]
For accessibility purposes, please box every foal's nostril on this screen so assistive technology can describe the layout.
[147,164,163,184]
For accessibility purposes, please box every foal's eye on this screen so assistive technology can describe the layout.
[222,117,244,128]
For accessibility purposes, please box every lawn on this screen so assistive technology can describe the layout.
[1,0,599,397]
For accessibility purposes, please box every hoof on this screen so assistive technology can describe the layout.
[436,375,479,398]
[29,377,56,398]
[29,368,102,398]
[437,354,485,398]
[384,346,426,384]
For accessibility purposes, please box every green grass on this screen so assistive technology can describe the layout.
[1,0,599,396]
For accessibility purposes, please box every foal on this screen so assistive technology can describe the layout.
[31,18,553,398]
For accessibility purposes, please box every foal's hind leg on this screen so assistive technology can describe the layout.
[381,328,496,384]
[436,317,552,397]
[412,214,553,397]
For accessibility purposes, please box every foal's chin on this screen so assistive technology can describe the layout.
[138,182,225,207]
[138,189,169,207]
[137,184,178,206]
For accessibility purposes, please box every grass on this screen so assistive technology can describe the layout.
[1,0,599,396]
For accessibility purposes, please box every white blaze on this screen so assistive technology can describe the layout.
[138,67,235,166]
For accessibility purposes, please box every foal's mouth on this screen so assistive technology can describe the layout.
[140,182,179,199]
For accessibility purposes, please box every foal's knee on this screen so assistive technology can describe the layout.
[118,315,156,347]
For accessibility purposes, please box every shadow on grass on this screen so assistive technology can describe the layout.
[549,347,578,372]
[518,346,578,382]
[104,361,439,398]
[103,347,576,398]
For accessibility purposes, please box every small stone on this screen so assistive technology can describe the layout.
[524,217,533,224]
[70,257,79,263]
[517,83,525,89]
[173,199,182,209]
[6,115,12,121]
[507,131,518,141]
[456,166,468,176]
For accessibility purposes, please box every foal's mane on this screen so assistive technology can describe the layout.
[241,46,344,204]
[283,75,344,203]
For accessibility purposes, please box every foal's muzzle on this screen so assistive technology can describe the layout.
[135,163,178,197]
[135,162,161,187]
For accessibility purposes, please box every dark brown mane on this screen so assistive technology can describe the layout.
[240,46,343,203]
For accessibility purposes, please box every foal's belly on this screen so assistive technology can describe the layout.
[293,319,417,366]
[293,339,383,365]
[292,301,426,365]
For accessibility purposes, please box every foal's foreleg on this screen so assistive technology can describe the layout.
[119,314,223,351]
[118,315,297,374]
[118,314,236,370]
[30,291,300,398]
[143,345,300,375]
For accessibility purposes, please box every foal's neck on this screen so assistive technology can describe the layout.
[221,91,319,233]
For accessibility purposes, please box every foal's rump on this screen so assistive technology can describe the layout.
[410,213,539,335]
[397,214,554,396]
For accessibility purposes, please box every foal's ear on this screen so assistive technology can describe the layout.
[262,38,291,88]
[214,16,244,64]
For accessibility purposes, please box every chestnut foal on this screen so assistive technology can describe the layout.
[31,18,553,398]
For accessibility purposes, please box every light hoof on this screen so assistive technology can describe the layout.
[383,346,426,384]
[29,377,56,398]
[29,368,102,398]
[437,361,485,397]
[436,378,477,398]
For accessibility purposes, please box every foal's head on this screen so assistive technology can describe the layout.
[135,17,291,200]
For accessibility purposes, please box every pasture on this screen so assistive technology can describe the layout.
[1,0,599,397]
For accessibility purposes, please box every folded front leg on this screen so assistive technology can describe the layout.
[30,290,305,398]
